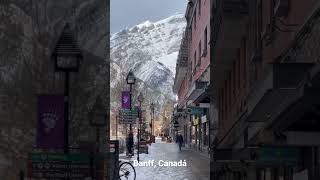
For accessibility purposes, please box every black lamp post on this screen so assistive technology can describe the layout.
[88,96,107,152]
[150,103,155,136]
[137,92,144,162]
[88,96,106,179]
[173,120,179,129]
[173,120,179,140]
[53,23,82,154]
[126,71,136,131]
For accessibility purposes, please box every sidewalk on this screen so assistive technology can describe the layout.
[120,138,210,180]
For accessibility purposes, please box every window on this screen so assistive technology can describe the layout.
[193,51,197,73]
[190,27,192,41]
[228,73,231,106]
[233,62,236,98]
[189,62,192,80]
[237,49,241,89]
[212,0,217,10]
[198,0,201,15]
[194,12,196,29]
[243,39,247,88]
[198,41,201,66]
[204,27,207,54]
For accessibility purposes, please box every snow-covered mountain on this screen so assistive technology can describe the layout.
[110,14,186,103]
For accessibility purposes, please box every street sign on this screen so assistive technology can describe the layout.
[119,109,139,124]
[27,153,103,179]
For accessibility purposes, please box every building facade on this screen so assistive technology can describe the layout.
[173,0,211,153]
[210,0,320,179]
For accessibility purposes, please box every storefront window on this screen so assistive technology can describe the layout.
[258,169,272,180]
[293,169,308,180]
[191,126,196,144]
[198,124,201,146]
[203,122,209,146]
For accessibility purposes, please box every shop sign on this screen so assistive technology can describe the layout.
[190,107,204,115]
[201,115,207,123]
[199,103,210,108]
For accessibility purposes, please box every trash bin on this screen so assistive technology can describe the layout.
[109,140,119,180]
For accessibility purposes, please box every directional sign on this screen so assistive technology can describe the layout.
[119,109,139,124]
[27,153,103,179]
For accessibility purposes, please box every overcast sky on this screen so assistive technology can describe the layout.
[111,0,187,34]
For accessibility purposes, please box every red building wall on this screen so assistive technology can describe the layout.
[262,0,319,64]
[190,0,211,83]
[178,76,188,106]
[177,0,211,107]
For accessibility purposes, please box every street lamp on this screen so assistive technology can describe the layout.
[150,103,155,143]
[126,71,136,131]
[88,96,106,179]
[173,120,179,140]
[88,96,107,152]
[173,120,179,129]
[126,71,136,85]
[52,23,82,154]
[137,92,144,162]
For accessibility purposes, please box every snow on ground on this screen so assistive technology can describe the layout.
[119,137,210,180]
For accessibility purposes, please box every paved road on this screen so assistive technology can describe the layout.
[120,138,210,180]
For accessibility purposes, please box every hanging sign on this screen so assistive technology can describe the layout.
[121,91,131,109]
[36,94,65,149]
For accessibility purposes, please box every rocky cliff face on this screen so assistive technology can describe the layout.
[0,1,108,177]
[110,14,186,111]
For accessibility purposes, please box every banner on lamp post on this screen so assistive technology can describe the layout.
[36,94,65,149]
[121,91,131,109]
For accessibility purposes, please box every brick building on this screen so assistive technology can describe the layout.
[210,0,320,179]
[173,0,211,153]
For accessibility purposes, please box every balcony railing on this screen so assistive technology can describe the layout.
[173,27,192,93]
[177,27,191,67]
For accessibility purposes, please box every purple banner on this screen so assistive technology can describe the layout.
[121,91,131,109]
[36,95,65,149]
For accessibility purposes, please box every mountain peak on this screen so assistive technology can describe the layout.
[111,14,186,103]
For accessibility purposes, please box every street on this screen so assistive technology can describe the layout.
[120,138,210,180]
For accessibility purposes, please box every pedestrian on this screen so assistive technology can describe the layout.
[127,132,134,155]
[177,133,183,151]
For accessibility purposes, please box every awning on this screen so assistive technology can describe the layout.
[194,89,210,104]
[247,62,313,123]
[246,88,304,123]
[186,81,208,101]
